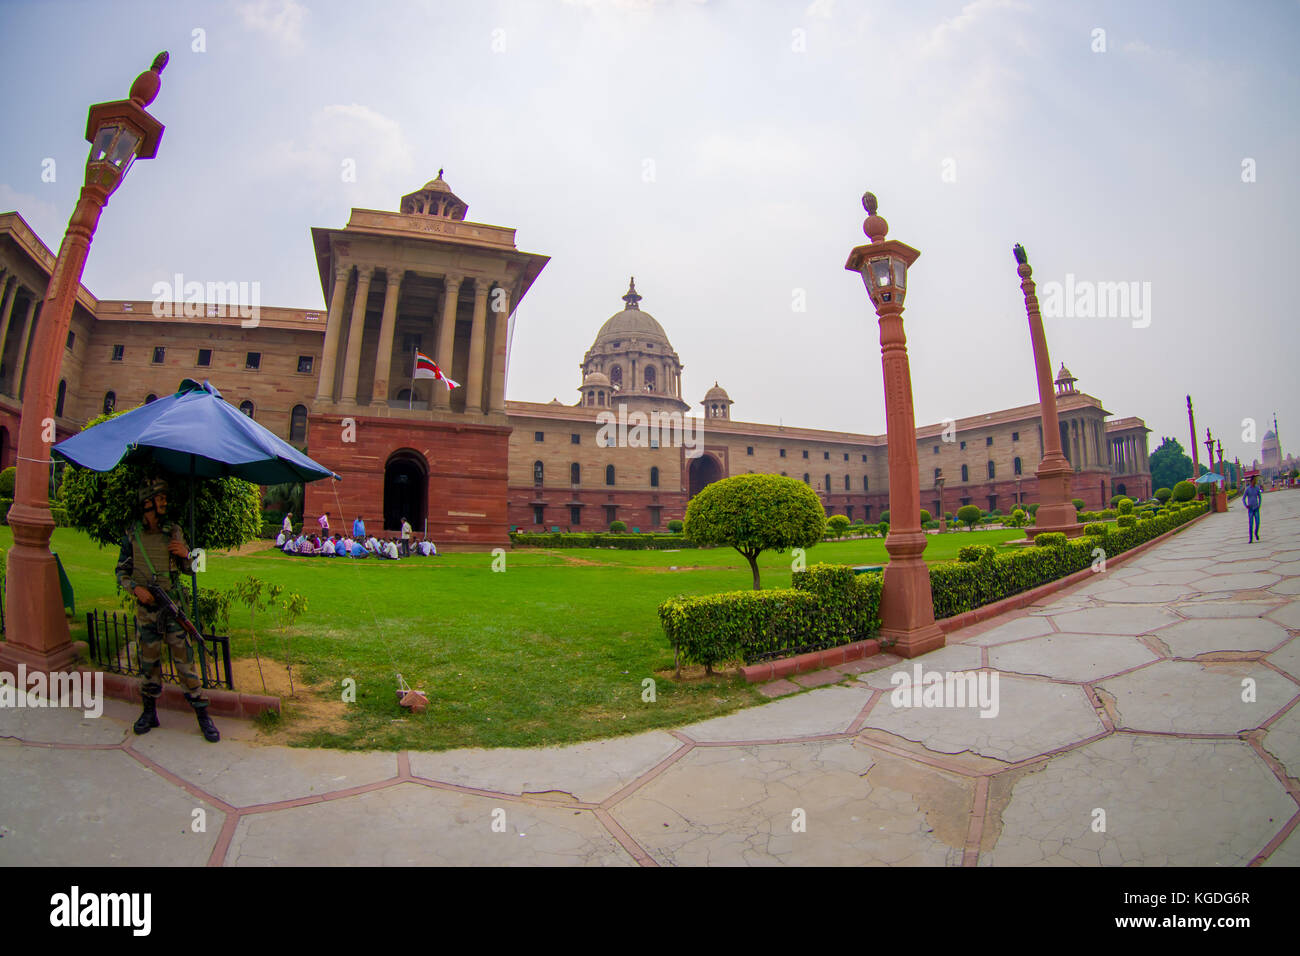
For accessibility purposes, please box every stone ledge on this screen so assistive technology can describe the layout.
[87,669,281,719]
[742,638,881,684]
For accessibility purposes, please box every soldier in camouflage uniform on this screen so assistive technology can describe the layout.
[116,477,220,742]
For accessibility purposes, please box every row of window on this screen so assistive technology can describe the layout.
[110,344,314,374]
[752,446,871,462]
[531,504,665,528]
[933,458,1024,483]
[533,462,659,487]
[96,390,310,442]
[933,432,1020,454]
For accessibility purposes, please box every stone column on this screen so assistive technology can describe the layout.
[489,281,510,414]
[339,266,374,405]
[12,296,38,398]
[315,263,353,403]
[464,279,489,414]
[370,269,403,405]
[434,275,461,408]
[0,277,20,388]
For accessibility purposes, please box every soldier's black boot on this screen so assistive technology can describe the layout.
[186,694,220,743]
[133,695,160,735]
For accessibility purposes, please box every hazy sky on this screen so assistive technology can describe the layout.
[2,0,1297,470]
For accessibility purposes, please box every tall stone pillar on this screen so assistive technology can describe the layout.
[465,280,489,414]
[339,266,375,405]
[370,269,403,405]
[13,296,38,398]
[489,282,510,414]
[434,275,461,408]
[315,263,353,403]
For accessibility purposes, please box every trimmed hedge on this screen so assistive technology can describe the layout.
[658,502,1210,670]
[1117,515,1136,528]
[1034,532,1068,548]
[957,544,996,563]
[1083,522,1108,536]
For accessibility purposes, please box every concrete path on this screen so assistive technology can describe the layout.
[4,494,1298,866]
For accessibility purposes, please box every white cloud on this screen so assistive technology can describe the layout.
[693,128,812,180]
[234,0,308,53]
[922,0,1031,57]
[259,103,416,201]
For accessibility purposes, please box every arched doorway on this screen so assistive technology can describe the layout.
[688,454,723,498]
[384,449,428,533]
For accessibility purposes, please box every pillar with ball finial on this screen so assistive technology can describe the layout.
[1012,243,1083,538]
[845,192,944,658]
[2,54,168,675]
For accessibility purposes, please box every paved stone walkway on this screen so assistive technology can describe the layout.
[4,494,1298,866]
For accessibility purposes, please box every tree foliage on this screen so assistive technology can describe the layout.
[684,474,825,590]
[58,410,263,550]
[1171,480,1196,503]
[956,504,983,530]
[1149,437,1192,492]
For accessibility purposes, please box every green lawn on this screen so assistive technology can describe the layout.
[2,526,1024,752]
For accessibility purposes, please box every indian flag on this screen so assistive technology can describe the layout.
[413,350,459,390]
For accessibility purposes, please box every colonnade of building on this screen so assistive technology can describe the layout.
[313,263,510,416]
[0,265,44,401]
[1110,433,1147,475]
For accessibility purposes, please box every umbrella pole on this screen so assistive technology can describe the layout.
[189,457,210,687]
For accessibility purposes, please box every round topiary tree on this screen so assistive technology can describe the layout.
[1009,507,1027,528]
[609,520,628,533]
[1154,487,1172,503]
[57,410,262,551]
[876,521,889,537]
[667,519,684,533]
[1117,497,1134,515]
[827,514,850,538]
[0,465,15,498]
[956,504,982,531]
[880,510,890,525]
[1171,480,1196,503]
[919,508,932,524]
[684,474,825,590]
[1071,498,1085,510]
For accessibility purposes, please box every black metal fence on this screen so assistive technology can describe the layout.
[85,609,234,690]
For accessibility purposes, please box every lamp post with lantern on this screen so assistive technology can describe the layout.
[1,54,168,674]
[846,192,944,658]
[1013,244,1082,538]
[936,470,947,533]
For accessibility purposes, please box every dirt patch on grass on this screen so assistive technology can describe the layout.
[229,657,351,742]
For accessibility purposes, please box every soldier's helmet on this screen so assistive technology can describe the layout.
[138,477,170,504]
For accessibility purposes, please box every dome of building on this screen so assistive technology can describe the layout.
[703,382,731,402]
[400,169,468,220]
[1055,363,1075,383]
[593,278,671,344]
[582,370,611,388]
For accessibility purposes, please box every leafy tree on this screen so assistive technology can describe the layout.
[880,510,890,524]
[609,520,627,533]
[1171,480,1196,502]
[684,474,824,590]
[0,466,15,497]
[1071,498,1085,510]
[1008,507,1028,528]
[1154,487,1172,503]
[58,410,262,550]
[667,519,684,533]
[827,514,850,538]
[956,504,982,530]
[919,509,932,524]
[1148,437,1193,493]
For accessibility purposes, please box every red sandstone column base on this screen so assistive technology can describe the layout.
[879,531,946,658]
[1,503,76,673]
[1032,461,1084,537]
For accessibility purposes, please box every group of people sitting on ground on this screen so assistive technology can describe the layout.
[276,512,437,559]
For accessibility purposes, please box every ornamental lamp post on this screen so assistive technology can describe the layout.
[1,54,168,675]
[1012,244,1083,538]
[846,192,944,658]
[936,470,947,533]
[1204,428,1215,481]
[1187,395,1200,479]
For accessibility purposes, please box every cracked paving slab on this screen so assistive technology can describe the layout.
[1098,660,1298,734]
[860,674,1104,763]
[0,701,128,746]
[1262,826,1300,866]
[959,615,1055,647]
[981,735,1295,867]
[1049,605,1179,635]
[1266,637,1300,680]
[678,684,871,741]
[225,782,633,866]
[407,731,682,804]
[610,739,968,866]
[0,747,221,866]
[989,633,1159,683]
[1175,601,1282,619]
[1156,617,1292,658]
[1260,704,1300,779]
[131,731,399,807]
[857,644,984,691]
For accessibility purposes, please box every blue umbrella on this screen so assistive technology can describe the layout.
[52,379,340,654]
[1194,472,1225,485]
[52,378,339,484]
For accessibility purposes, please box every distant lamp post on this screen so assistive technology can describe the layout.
[936,471,947,533]
[1012,244,1082,537]
[846,192,944,658]
[1204,428,1215,482]
[2,54,167,675]
[1216,439,1224,484]
[1015,476,1022,508]
[1187,395,1200,479]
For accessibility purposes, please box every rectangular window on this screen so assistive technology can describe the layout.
[960,441,966,450]
[66,331,75,350]
[604,505,617,524]
[823,451,830,460]
[245,352,261,370]
[861,454,867,462]
[152,347,165,364]
[746,446,754,456]
[571,433,580,445]
[933,445,940,454]
[297,356,313,374]
[197,349,212,367]
[843,453,849,461]
[779,449,786,458]
[534,431,544,442]
[112,344,124,361]
[649,437,659,449]
[648,506,661,528]
[570,505,581,525]
[532,505,544,525]
[1012,431,1019,441]
[802,450,809,459]
[986,436,993,446]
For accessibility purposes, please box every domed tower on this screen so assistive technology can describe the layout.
[701,382,733,419]
[399,169,468,219]
[1054,362,1078,396]
[579,278,688,414]
[578,370,612,408]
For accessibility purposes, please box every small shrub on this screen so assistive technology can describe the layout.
[919,509,931,524]
[1027,503,1040,515]
[1071,498,1085,510]
[880,510,890,524]
[956,504,982,530]
[1154,487,1172,503]
[1083,522,1107,536]
[1033,532,1068,548]
[1116,515,1136,528]
[667,519,684,533]
[957,544,996,563]
[876,521,889,537]
[1172,480,1196,503]
[826,514,850,538]
[609,520,627,533]
[1117,497,1134,515]
[0,466,15,498]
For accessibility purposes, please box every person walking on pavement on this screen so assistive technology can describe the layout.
[1245,475,1263,543]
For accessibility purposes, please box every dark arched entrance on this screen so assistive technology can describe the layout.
[688,454,723,498]
[384,449,428,533]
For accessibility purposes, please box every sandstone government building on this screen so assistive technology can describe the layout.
[0,175,1153,545]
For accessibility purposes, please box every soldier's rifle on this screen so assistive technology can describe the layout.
[147,582,212,685]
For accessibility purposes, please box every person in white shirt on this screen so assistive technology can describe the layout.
[384,539,400,560]
[275,530,286,547]
[400,518,412,556]
[322,537,335,556]
[282,537,298,554]
[283,513,293,535]
[366,536,381,553]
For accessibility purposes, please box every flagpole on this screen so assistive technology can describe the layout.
[409,349,415,410]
